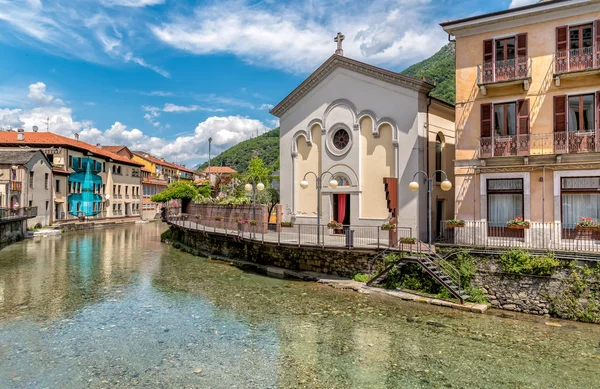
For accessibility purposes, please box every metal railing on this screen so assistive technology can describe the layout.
[0,206,38,220]
[10,181,22,192]
[437,220,600,253]
[167,215,412,251]
[479,134,530,158]
[555,47,599,74]
[478,57,531,85]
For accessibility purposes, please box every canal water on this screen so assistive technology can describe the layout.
[0,224,598,389]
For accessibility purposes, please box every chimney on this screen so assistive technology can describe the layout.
[74,133,80,141]
[17,129,24,141]
[161,158,165,162]
[96,143,101,147]
[144,154,149,158]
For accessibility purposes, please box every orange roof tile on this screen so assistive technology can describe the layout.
[204,166,237,174]
[132,151,195,174]
[0,131,144,167]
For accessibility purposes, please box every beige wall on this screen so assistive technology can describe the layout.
[295,125,321,216]
[26,160,52,227]
[453,9,600,222]
[429,102,457,227]
[360,117,393,219]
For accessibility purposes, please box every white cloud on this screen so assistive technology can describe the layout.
[258,103,274,111]
[100,0,165,7]
[0,82,271,166]
[509,0,538,8]
[150,0,448,73]
[27,82,63,106]
[163,103,224,113]
[123,52,170,78]
[141,91,174,97]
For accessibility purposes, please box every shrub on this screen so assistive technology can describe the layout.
[499,249,559,276]
[447,219,465,227]
[400,237,416,244]
[249,220,258,226]
[281,221,293,227]
[327,220,343,228]
[352,273,371,283]
[381,222,396,230]
[214,215,223,221]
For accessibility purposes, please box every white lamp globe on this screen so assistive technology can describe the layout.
[409,181,420,192]
[257,182,265,191]
[300,180,309,189]
[244,183,253,192]
[329,179,339,189]
[441,180,453,191]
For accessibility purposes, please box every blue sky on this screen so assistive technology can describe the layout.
[0,0,536,166]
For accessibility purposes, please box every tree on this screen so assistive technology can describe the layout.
[151,181,200,203]
[246,156,270,182]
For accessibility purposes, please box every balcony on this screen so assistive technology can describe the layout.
[479,135,530,158]
[553,130,599,154]
[477,57,532,95]
[555,47,600,80]
[10,181,22,192]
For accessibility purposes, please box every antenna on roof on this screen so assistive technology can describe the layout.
[42,117,50,132]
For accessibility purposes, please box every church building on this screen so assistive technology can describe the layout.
[271,34,456,241]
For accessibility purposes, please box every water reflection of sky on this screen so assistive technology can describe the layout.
[0,223,599,388]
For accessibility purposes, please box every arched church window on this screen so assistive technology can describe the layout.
[334,174,351,187]
[435,133,444,183]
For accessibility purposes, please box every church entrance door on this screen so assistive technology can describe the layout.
[332,194,351,231]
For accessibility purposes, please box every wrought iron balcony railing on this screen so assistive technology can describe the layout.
[477,57,532,86]
[479,134,530,158]
[10,181,22,192]
[555,47,600,75]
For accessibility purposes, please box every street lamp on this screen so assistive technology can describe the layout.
[208,137,213,183]
[409,170,452,247]
[299,170,338,245]
[245,175,265,237]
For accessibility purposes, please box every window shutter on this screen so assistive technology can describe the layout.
[554,95,566,133]
[517,99,530,135]
[596,91,600,132]
[556,26,568,52]
[483,39,493,64]
[516,33,528,59]
[595,20,600,67]
[481,103,492,138]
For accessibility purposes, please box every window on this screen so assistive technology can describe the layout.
[44,173,49,190]
[46,201,49,211]
[102,184,105,194]
[495,37,515,63]
[333,174,351,187]
[125,186,128,195]
[29,200,32,207]
[68,155,73,168]
[487,179,524,228]
[435,133,443,182]
[76,202,80,213]
[494,103,517,137]
[29,172,34,188]
[561,177,600,230]
[569,24,593,52]
[56,179,60,193]
[568,94,595,132]
[118,185,121,194]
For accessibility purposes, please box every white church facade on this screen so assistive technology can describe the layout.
[271,38,456,241]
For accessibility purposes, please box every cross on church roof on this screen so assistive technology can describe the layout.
[334,32,345,56]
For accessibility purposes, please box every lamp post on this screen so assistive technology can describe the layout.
[245,175,265,238]
[408,170,452,248]
[208,137,213,184]
[300,170,338,245]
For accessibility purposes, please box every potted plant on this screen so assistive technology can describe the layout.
[400,237,416,245]
[327,220,343,229]
[281,221,294,228]
[447,219,466,228]
[576,217,598,231]
[249,220,258,226]
[381,222,396,231]
[507,217,530,229]
[195,214,201,220]
[214,215,223,221]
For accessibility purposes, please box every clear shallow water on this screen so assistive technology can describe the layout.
[0,224,599,389]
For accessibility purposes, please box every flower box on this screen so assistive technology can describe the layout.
[576,226,599,232]
[575,217,598,230]
[400,237,416,245]
[281,222,294,228]
[447,220,465,228]
[381,223,396,231]
[327,221,343,229]
[507,224,529,230]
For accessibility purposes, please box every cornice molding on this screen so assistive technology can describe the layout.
[270,55,433,118]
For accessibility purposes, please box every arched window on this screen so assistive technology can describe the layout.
[334,174,351,187]
[435,133,444,182]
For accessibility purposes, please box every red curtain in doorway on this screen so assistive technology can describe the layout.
[337,194,347,224]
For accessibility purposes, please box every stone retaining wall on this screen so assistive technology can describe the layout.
[170,225,381,277]
[0,218,26,246]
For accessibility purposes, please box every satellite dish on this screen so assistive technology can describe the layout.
[32,126,39,132]
[105,194,110,200]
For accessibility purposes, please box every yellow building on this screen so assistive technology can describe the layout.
[441,0,600,247]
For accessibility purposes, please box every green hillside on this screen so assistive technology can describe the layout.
[401,42,455,105]
[197,128,280,174]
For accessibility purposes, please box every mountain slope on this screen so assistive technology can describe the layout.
[197,128,280,174]
[401,42,456,105]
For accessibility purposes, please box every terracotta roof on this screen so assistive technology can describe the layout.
[141,167,152,173]
[204,166,237,174]
[101,145,126,153]
[132,151,195,174]
[142,177,168,186]
[0,131,144,167]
